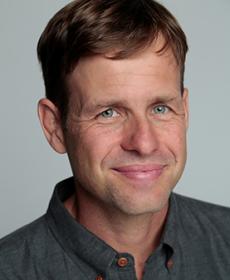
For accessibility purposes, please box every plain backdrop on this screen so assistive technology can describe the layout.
[0,0,229,238]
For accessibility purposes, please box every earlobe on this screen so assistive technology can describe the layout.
[38,98,66,154]
[183,88,189,129]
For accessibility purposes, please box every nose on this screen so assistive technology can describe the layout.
[121,116,160,156]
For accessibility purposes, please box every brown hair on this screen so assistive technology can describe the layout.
[37,0,188,122]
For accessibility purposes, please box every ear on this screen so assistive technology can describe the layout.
[182,88,189,129]
[38,98,66,154]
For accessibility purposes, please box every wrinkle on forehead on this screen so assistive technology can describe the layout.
[69,36,178,86]
[66,40,180,118]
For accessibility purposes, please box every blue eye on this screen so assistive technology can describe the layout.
[100,108,119,118]
[153,105,169,114]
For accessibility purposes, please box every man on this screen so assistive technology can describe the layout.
[0,0,230,279]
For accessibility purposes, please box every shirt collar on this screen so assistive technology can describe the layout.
[161,193,178,250]
[46,177,117,272]
[46,177,179,272]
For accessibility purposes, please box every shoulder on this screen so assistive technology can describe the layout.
[170,193,230,275]
[0,215,54,277]
[0,215,49,253]
[173,192,230,221]
[173,192,230,244]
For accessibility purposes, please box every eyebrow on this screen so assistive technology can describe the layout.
[149,95,179,104]
[81,100,126,115]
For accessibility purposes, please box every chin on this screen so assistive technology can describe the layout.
[108,184,172,216]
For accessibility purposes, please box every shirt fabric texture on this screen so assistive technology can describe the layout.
[0,177,230,279]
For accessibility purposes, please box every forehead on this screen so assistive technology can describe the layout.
[67,41,180,107]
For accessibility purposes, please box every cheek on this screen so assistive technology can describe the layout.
[76,126,123,166]
[160,122,187,154]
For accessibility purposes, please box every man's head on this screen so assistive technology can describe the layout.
[38,0,189,216]
[37,0,188,124]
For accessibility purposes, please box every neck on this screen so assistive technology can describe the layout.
[65,191,169,280]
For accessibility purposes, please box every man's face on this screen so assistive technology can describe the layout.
[64,41,188,216]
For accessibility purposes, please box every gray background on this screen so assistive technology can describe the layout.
[0,0,229,238]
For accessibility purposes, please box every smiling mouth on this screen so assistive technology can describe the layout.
[112,164,166,181]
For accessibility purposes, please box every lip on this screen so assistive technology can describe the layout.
[112,164,165,181]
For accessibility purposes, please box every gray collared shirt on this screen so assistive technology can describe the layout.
[1,177,230,279]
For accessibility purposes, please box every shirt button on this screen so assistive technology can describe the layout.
[96,275,104,280]
[117,257,129,267]
[167,258,174,269]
